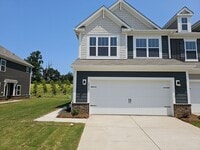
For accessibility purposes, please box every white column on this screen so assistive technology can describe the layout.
[186,71,191,104]
[13,84,16,96]
[72,69,77,103]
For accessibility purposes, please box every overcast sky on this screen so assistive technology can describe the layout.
[0,0,199,74]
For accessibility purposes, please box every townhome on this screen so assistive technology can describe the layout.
[72,0,200,118]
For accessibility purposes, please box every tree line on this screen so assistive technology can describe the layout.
[25,50,73,84]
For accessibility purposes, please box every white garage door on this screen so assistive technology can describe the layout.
[89,78,173,116]
[190,81,200,114]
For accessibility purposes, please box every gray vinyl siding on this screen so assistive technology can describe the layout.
[162,36,169,59]
[76,71,188,104]
[80,15,126,59]
[170,39,185,61]
[0,59,31,97]
[197,39,200,61]
[112,5,151,29]
[189,74,200,80]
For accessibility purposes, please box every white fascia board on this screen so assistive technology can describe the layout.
[112,1,161,30]
[72,65,194,72]
[75,6,130,31]
[170,33,200,38]
[122,29,177,34]
[188,68,200,74]
[110,0,161,30]
[177,7,194,16]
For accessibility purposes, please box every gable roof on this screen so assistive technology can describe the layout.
[163,7,194,29]
[192,20,200,32]
[75,6,131,32]
[0,45,33,67]
[109,0,161,30]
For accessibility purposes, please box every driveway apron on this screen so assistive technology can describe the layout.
[78,115,200,150]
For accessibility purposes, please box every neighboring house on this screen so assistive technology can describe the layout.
[0,45,33,100]
[72,0,200,118]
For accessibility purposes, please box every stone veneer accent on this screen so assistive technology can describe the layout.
[174,104,191,118]
[72,103,89,118]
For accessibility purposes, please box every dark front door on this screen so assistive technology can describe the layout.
[6,83,14,99]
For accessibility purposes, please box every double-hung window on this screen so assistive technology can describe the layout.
[148,39,159,57]
[181,18,188,31]
[98,37,109,56]
[0,59,6,72]
[136,38,160,58]
[89,36,117,57]
[185,40,197,61]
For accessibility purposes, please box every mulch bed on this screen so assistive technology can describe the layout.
[57,109,88,119]
[180,114,200,122]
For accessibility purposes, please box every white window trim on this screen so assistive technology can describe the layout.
[184,39,198,62]
[26,67,29,73]
[0,59,6,72]
[87,35,120,59]
[133,36,162,59]
[178,17,191,33]
[16,85,21,96]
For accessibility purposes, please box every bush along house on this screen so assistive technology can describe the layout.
[71,0,200,118]
[0,45,33,100]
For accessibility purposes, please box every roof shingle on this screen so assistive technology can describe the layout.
[0,45,33,67]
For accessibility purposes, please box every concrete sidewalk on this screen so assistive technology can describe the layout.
[0,100,23,104]
[34,108,87,123]
[78,115,200,150]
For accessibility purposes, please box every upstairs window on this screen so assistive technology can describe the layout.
[0,59,6,72]
[89,36,117,57]
[135,38,160,58]
[185,40,197,61]
[26,67,30,73]
[181,18,188,31]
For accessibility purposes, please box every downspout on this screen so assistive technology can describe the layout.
[29,67,32,97]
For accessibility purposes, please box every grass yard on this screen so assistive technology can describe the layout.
[191,122,200,128]
[0,95,84,150]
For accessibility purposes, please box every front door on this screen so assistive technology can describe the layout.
[5,83,14,99]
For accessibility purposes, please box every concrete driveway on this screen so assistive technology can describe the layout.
[78,115,200,150]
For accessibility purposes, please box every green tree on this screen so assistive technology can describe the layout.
[43,64,61,82]
[25,51,43,82]
[60,72,73,84]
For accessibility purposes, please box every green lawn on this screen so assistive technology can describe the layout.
[191,122,200,128]
[0,96,84,150]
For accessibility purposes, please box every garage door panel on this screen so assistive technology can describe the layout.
[89,78,172,116]
[190,81,200,113]
[90,107,172,116]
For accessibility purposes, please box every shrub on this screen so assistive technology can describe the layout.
[71,109,79,116]
[33,81,38,96]
[50,81,57,95]
[42,80,47,94]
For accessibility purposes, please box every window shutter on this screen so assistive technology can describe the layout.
[179,39,185,61]
[197,39,200,61]
[162,36,169,59]
[127,36,133,59]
